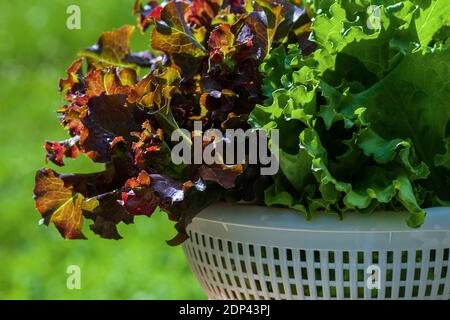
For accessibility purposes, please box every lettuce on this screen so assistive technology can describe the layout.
[249,0,450,226]
[33,0,312,243]
[33,0,450,244]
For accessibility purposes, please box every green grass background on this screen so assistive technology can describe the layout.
[0,0,205,300]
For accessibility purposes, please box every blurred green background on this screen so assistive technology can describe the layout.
[0,0,205,299]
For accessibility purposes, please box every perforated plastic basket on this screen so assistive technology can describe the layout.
[182,204,450,300]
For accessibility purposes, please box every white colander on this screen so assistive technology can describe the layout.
[182,203,450,300]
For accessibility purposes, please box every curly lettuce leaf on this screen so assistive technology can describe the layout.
[151,1,207,56]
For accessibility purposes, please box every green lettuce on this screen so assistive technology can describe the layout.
[249,0,450,227]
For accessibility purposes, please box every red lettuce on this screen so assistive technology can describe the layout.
[34,0,311,244]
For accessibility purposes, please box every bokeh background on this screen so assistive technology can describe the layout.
[0,0,205,299]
